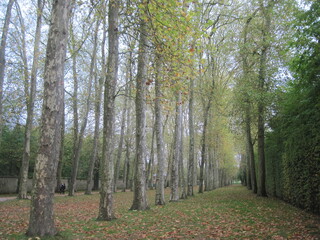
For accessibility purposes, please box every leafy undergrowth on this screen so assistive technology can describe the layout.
[0,185,319,239]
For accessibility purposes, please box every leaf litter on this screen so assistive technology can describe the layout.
[0,185,319,239]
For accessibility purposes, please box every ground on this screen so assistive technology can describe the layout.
[0,185,319,239]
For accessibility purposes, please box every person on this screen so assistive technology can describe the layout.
[60,183,66,194]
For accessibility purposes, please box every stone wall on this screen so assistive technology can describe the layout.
[0,177,94,194]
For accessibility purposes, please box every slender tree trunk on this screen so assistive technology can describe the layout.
[241,12,258,194]
[130,16,149,211]
[199,74,214,193]
[154,54,165,205]
[170,91,182,202]
[187,78,195,197]
[56,100,65,192]
[18,0,44,200]
[245,105,257,193]
[98,0,119,220]
[123,48,134,192]
[27,0,72,236]
[69,19,96,196]
[86,9,105,195]
[199,101,210,193]
[86,73,102,195]
[123,84,132,192]
[146,121,155,190]
[69,43,79,195]
[0,0,15,141]
[179,121,187,199]
[165,141,174,188]
[257,0,272,197]
[114,91,128,192]
[246,152,252,190]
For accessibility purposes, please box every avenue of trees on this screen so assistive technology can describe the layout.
[0,0,319,237]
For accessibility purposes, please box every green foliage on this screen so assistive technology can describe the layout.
[0,125,39,177]
[62,132,94,179]
[265,1,320,214]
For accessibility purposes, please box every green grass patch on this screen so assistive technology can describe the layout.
[1,185,319,239]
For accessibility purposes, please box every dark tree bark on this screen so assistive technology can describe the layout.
[245,105,257,193]
[27,0,73,236]
[241,12,258,194]
[56,99,65,193]
[257,0,272,197]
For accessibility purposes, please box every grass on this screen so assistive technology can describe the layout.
[0,185,319,239]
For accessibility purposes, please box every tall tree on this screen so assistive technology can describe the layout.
[154,53,165,205]
[27,0,73,236]
[241,12,258,194]
[86,2,106,195]
[69,15,98,197]
[114,89,128,192]
[170,91,182,201]
[0,0,15,141]
[257,0,273,197]
[187,77,195,197]
[18,0,44,200]
[130,3,149,210]
[123,47,134,192]
[98,0,119,220]
[199,78,214,194]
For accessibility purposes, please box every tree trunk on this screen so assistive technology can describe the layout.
[123,87,132,192]
[56,100,65,193]
[130,16,149,211]
[18,0,44,200]
[69,19,96,196]
[114,89,128,192]
[146,121,155,190]
[199,91,213,193]
[86,7,105,195]
[69,39,79,195]
[199,127,206,194]
[154,54,165,205]
[245,104,257,193]
[187,78,195,197]
[179,121,187,199]
[0,0,15,141]
[27,0,72,236]
[170,91,182,202]
[85,72,102,194]
[98,0,119,220]
[257,0,272,197]
[122,48,134,192]
[246,152,252,190]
